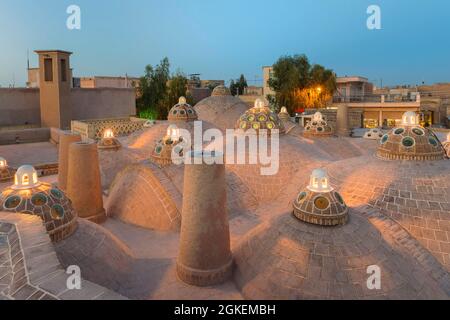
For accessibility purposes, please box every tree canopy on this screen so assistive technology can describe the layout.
[267,54,336,114]
[230,74,248,96]
[136,58,192,120]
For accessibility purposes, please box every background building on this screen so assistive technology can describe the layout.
[0,50,136,130]
[334,76,374,102]
[73,76,140,89]
[262,66,275,98]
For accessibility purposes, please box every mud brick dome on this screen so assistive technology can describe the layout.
[278,106,290,122]
[211,85,231,96]
[236,99,285,135]
[150,124,185,167]
[293,169,348,226]
[363,128,384,140]
[0,165,77,242]
[377,111,446,160]
[0,157,14,183]
[443,132,450,157]
[303,112,333,137]
[194,86,249,131]
[167,97,198,122]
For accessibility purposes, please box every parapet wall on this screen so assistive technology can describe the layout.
[0,88,40,126]
[0,88,136,128]
[0,127,50,145]
[70,88,136,121]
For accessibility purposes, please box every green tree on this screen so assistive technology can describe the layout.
[229,75,248,96]
[268,54,336,114]
[237,74,248,95]
[230,79,237,96]
[165,71,192,109]
[136,57,170,120]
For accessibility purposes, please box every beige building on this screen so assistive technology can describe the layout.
[334,76,374,102]
[239,86,264,107]
[244,86,263,96]
[262,66,275,98]
[27,67,74,89]
[1,50,136,130]
[373,83,450,126]
[28,67,139,90]
[74,76,140,89]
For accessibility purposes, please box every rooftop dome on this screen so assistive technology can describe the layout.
[278,106,290,122]
[12,165,40,189]
[293,168,348,226]
[98,128,122,150]
[326,154,450,269]
[303,112,333,137]
[0,157,14,183]
[211,85,231,97]
[150,124,185,166]
[363,128,384,140]
[236,99,285,135]
[377,112,445,160]
[167,97,198,122]
[1,165,77,242]
[106,162,181,232]
[194,87,249,131]
[443,133,450,157]
[233,211,450,299]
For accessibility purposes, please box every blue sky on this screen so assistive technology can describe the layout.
[0,0,449,87]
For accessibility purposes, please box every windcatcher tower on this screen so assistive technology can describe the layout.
[35,50,72,129]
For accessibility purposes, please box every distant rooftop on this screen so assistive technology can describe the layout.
[336,76,369,83]
[34,50,73,55]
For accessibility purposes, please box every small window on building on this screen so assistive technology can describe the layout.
[60,59,67,82]
[44,58,53,82]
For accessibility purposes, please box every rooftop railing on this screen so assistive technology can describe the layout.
[333,94,420,103]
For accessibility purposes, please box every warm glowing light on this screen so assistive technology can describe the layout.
[447,132,450,142]
[307,168,333,192]
[401,111,418,126]
[167,124,180,140]
[12,165,40,190]
[312,112,323,122]
[103,129,115,139]
[316,87,322,93]
[179,96,187,104]
[254,98,265,109]
[0,157,7,168]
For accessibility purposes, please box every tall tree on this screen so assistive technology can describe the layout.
[237,74,248,95]
[229,75,248,96]
[268,54,336,114]
[230,79,237,96]
[165,71,192,109]
[136,57,170,120]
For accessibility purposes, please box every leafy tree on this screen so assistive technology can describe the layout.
[137,58,193,120]
[268,54,336,114]
[229,74,248,96]
[136,57,170,120]
[230,79,237,96]
[165,71,192,109]
[237,74,248,95]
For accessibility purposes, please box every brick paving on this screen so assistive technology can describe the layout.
[327,155,450,270]
[0,212,124,300]
[233,209,450,299]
